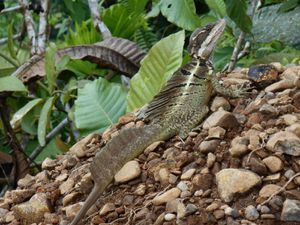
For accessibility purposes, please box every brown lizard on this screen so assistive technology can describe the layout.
[70,19,247,225]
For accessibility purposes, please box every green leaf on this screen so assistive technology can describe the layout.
[225,0,252,33]
[127,30,185,112]
[38,97,57,146]
[10,98,43,129]
[160,0,202,31]
[45,44,57,93]
[102,3,145,38]
[7,21,17,60]
[74,78,127,133]
[205,0,227,17]
[128,0,148,15]
[0,76,27,92]
[278,0,299,13]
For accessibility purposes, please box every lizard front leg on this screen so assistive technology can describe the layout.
[179,106,209,139]
[210,75,250,98]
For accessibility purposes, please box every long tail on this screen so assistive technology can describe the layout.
[70,124,169,225]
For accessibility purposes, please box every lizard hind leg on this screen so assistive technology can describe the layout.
[179,106,209,140]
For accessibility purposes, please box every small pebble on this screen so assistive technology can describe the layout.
[164,213,176,221]
[244,205,259,221]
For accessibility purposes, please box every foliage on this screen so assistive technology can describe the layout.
[0,0,299,169]
[127,30,185,112]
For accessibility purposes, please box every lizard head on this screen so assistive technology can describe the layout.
[188,19,226,60]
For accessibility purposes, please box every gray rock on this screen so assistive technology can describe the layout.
[216,169,261,202]
[281,199,300,222]
[185,204,198,216]
[152,188,181,205]
[266,131,300,156]
[199,140,220,153]
[164,213,176,221]
[245,205,259,221]
[177,181,189,192]
[224,207,239,218]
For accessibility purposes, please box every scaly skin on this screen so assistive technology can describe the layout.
[70,19,246,225]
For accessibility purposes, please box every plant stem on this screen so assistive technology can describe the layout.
[0,52,18,67]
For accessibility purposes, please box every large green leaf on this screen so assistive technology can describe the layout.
[225,0,252,33]
[38,97,57,146]
[45,44,57,93]
[205,0,227,17]
[74,78,127,133]
[0,76,27,92]
[160,0,201,31]
[102,3,145,38]
[11,98,43,129]
[127,30,185,112]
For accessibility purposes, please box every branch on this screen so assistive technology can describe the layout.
[37,0,51,54]
[226,0,258,73]
[0,97,29,182]
[0,5,22,14]
[29,117,69,161]
[0,33,22,45]
[19,0,37,55]
[88,0,112,39]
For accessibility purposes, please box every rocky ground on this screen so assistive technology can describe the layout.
[1,63,300,225]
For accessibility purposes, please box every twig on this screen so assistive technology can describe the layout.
[0,33,22,45]
[0,97,30,182]
[19,0,37,55]
[0,52,18,67]
[227,32,245,72]
[37,0,51,54]
[88,0,112,39]
[227,0,258,72]
[0,5,22,14]
[261,171,300,206]
[29,117,69,160]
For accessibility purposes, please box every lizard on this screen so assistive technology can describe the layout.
[70,18,247,225]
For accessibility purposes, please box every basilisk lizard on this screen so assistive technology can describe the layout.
[70,19,246,225]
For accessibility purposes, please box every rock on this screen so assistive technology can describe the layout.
[134,184,146,196]
[55,173,68,182]
[260,205,271,214]
[0,208,8,222]
[59,178,75,195]
[259,184,281,198]
[203,108,239,129]
[286,123,300,137]
[224,207,239,218]
[216,169,261,202]
[263,173,281,182]
[181,168,196,180]
[262,156,283,173]
[185,204,198,216]
[41,157,57,170]
[210,96,231,112]
[192,174,213,191]
[79,172,93,194]
[64,202,84,219]
[207,126,226,139]
[284,169,295,179]
[259,104,278,117]
[114,160,141,183]
[265,79,295,92]
[154,212,165,225]
[206,202,220,211]
[166,199,180,213]
[144,141,164,155]
[213,209,225,220]
[12,193,51,223]
[69,133,96,157]
[180,190,192,198]
[244,205,259,221]
[281,199,300,222]
[207,153,216,168]
[177,181,189,192]
[5,189,35,204]
[281,114,298,126]
[62,192,80,206]
[158,168,170,185]
[99,203,115,216]
[135,207,150,220]
[44,212,60,224]
[177,201,186,219]
[164,213,176,221]
[199,140,220,153]
[246,155,268,175]
[229,136,249,157]
[17,174,35,187]
[266,131,300,156]
[152,188,181,205]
